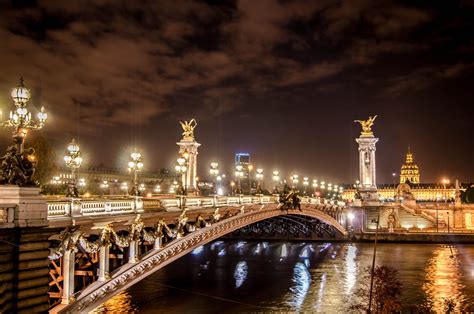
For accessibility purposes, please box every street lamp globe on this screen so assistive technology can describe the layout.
[11,79,31,105]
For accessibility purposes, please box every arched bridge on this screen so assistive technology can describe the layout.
[47,195,347,313]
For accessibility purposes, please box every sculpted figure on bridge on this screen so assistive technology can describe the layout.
[354,115,377,137]
[0,145,37,186]
[179,118,198,141]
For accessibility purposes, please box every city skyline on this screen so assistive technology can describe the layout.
[0,1,473,183]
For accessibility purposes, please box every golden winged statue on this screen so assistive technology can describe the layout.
[179,119,197,140]
[354,115,377,136]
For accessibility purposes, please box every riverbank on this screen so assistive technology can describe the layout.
[353,231,474,243]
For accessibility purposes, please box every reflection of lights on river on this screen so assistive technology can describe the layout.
[280,243,288,260]
[315,272,327,311]
[234,261,248,288]
[192,246,204,255]
[299,246,310,258]
[93,291,136,312]
[218,248,226,256]
[319,243,331,252]
[287,263,311,309]
[262,242,269,250]
[210,241,224,251]
[344,244,357,294]
[236,241,246,249]
[422,245,466,312]
[253,243,261,255]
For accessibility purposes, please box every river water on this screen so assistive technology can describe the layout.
[95,241,474,313]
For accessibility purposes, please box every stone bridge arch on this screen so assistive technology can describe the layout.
[57,203,346,313]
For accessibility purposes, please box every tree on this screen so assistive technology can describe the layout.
[28,134,58,186]
[350,265,402,313]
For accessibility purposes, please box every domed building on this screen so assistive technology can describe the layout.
[400,147,420,184]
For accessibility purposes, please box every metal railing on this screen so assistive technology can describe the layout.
[47,195,345,219]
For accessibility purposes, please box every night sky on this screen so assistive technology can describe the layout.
[0,0,473,184]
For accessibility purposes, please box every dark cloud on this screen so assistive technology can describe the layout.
[0,0,473,182]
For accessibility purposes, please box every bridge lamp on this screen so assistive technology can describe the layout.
[175,157,189,195]
[256,168,264,194]
[78,178,86,187]
[235,165,244,194]
[128,152,143,196]
[348,212,355,222]
[291,175,299,188]
[154,185,161,193]
[441,178,450,203]
[121,182,129,194]
[1,78,48,153]
[63,139,83,197]
[139,183,146,192]
[100,180,109,195]
[272,170,280,193]
[209,162,220,194]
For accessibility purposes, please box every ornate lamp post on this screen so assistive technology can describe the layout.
[303,177,309,195]
[291,174,299,189]
[175,157,188,195]
[100,180,109,195]
[128,152,143,196]
[209,162,219,194]
[235,165,244,195]
[63,139,83,197]
[272,170,280,194]
[255,168,264,194]
[312,179,318,196]
[247,164,253,194]
[1,78,48,153]
[121,182,129,195]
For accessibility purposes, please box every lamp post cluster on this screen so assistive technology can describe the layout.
[255,168,264,194]
[234,164,245,195]
[175,155,188,195]
[1,78,48,154]
[63,139,83,197]
[128,152,144,196]
[209,162,219,194]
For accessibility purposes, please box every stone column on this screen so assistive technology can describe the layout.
[177,139,201,194]
[355,136,379,201]
[128,240,139,263]
[97,245,110,281]
[154,236,162,250]
[61,249,76,304]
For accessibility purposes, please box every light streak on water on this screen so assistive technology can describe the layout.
[234,261,248,288]
[319,243,331,252]
[315,272,327,311]
[344,244,357,294]
[287,262,311,309]
[210,241,224,251]
[280,243,288,260]
[253,243,261,255]
[191,246,204,255]
[218,248,226,256]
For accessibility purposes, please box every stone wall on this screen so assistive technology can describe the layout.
[0,227,55,313]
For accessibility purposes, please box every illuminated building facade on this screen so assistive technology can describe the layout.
[400,148,420,184]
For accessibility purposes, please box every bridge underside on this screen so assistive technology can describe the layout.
[228,215,344,240]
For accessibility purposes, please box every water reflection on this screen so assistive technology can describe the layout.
[422,245,466,312]
[93,291,137,313]
[234,261,248,288]
[108,242,474,313]
[344,244,357,294]
[287,263,311,309]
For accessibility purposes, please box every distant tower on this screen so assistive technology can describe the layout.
[400,147,420,184]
